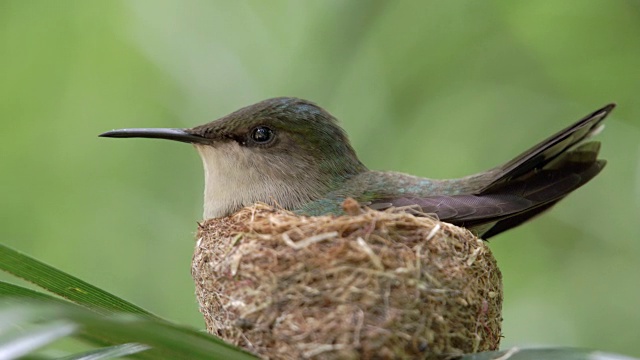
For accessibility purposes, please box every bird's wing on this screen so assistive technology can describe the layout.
[367,193,533,222]
[367,145,606,238]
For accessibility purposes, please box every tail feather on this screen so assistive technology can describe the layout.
[365,104,613,239]
[473,157,606,238]
[473,104,612,238]
[481,103,614,192]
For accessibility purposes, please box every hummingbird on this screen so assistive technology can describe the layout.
[100,98,613,239]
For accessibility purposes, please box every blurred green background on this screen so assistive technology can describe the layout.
[2,0,639,357]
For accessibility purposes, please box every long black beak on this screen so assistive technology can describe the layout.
[99,128,210,144]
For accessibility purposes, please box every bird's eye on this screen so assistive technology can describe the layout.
[250,126,274,144]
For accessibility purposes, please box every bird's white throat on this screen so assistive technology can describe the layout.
[194,143,323,219]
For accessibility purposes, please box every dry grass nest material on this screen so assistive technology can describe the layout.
[192,200,502,360]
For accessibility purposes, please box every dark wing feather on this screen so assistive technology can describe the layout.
[479,199,561,239]
[368,159,604,238]
[366,104,613,239]
[372,194,532,222]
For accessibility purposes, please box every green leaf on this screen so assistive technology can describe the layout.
[461,347,640,360]
[0,243,154,317]
[0,320,77,359]
[0,300,257,360]
[58,343,151,360]
[0,281,67,302]
[0,273,253,358]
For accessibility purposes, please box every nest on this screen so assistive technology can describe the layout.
[192,201,502,359]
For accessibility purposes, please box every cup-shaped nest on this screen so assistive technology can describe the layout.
[192,201,502,360]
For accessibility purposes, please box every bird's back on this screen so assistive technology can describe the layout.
[298,104,613,239]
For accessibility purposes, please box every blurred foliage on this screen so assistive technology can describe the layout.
[1,0,639,358]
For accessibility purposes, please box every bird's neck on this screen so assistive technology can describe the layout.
[195,143,366,219]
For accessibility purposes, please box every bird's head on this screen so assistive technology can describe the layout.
[100,97,367,218]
